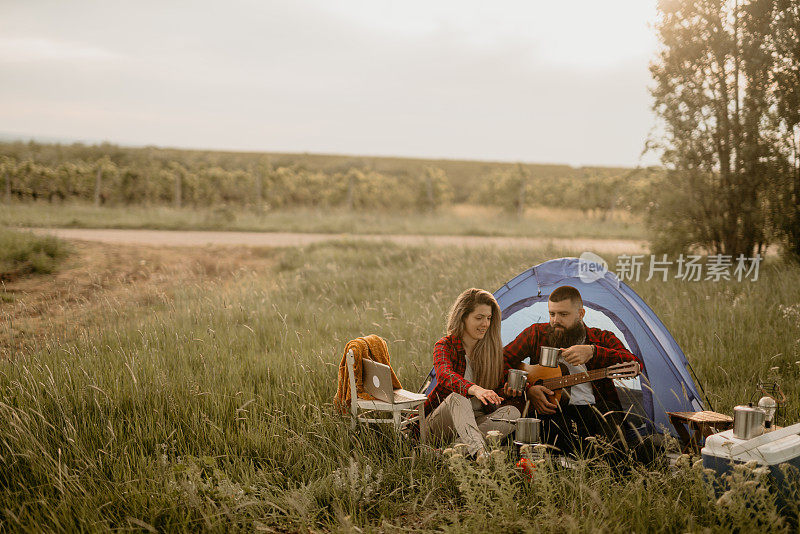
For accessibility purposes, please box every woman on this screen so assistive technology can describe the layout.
[424,288,519,458]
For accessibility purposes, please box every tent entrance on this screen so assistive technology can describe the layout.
[495,257,704,437]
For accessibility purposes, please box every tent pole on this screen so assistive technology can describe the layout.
[686,360,713,412]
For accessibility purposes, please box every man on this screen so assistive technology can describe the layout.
[503,285,642,456]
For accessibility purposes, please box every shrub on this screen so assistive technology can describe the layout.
[0,228,70,279]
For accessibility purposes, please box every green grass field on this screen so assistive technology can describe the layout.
[0,201,647,240]
[0,227,71,279]
[1,241,798,531]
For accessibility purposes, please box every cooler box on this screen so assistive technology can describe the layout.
[701,425,800,505]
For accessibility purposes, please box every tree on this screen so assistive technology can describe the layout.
[571,171,622,220]
[1,156,13,202]
[648,0,779,256]
[514,164,529,218]
[94,156,114,206]
[769,0,800,259]
[472,166,531,215]
[418,166,453,212]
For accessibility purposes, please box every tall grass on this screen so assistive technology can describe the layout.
[0,227,70,279]
[0,241,797,531]
[0,201,646,240]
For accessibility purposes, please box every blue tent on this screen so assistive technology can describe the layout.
[423,257,704,436]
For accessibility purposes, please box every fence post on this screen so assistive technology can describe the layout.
[174,173,182,208]
[94,167,103,206]
[346,172,355,210]
[255,170,263,209]
[426,171,434,212]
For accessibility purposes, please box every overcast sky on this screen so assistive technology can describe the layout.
[0,1,661,167]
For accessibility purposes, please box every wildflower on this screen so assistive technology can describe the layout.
[778,304,800,321]
[717,490,732,506]
[692,459,704,471]
[744,460,759,470]
[448,454,467,468]
[516,458,536,479]
[486,430,502,447]
[453,443,470,456]
[752,466,770,478]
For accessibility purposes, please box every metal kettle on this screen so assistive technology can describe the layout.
[733,403,766,440]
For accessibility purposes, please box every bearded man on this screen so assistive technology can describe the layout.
[502,285,642,456]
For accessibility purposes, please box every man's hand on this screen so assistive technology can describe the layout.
[502,381,524,397]
[561,344,594,366]
[467,385,502,406]
[528,384,557,415]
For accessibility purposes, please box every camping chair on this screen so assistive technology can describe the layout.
[345,350,428,444]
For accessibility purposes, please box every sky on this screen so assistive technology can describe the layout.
[0,1,661,167]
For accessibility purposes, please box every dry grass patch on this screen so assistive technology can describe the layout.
[0,240,277,358]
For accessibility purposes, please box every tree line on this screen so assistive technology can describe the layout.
[0,141,657,216]
[0,154,453,211]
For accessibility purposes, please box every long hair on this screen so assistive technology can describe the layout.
[445,288,503,390]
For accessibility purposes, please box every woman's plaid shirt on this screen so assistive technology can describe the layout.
[424,334,474,416]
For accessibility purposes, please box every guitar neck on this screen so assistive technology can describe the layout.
[541,368,608,391]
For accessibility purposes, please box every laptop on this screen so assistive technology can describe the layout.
[362,359,427,404]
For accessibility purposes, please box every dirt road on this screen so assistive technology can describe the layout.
[29,228,649,254]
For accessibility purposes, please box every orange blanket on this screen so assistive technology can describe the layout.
[334,334,402,413]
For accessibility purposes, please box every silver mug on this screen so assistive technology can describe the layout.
[516,418,542,444]
[539,346,561,367]
[733,404,765,440]
[507,369,528,393]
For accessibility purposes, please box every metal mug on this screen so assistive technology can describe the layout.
[515,418,542,444]
[539,346,561,368]
[507,369,528,393]
[733,404,765,440]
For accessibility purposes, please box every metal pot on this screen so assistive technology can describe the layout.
[515,418,542,444]
[539,346,561,368]
[507,369,528,393]
[733,404,765,440]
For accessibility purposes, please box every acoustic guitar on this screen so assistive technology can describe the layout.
[521,361,640,405]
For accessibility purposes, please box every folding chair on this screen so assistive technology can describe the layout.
[345,350,427,444]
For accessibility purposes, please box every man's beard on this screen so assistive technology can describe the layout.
[548,320,586,348]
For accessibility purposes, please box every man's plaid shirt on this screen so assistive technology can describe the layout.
[502,323,643,411]
[424,334,475,416]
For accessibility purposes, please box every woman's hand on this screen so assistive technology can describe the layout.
[467,385,502,406]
